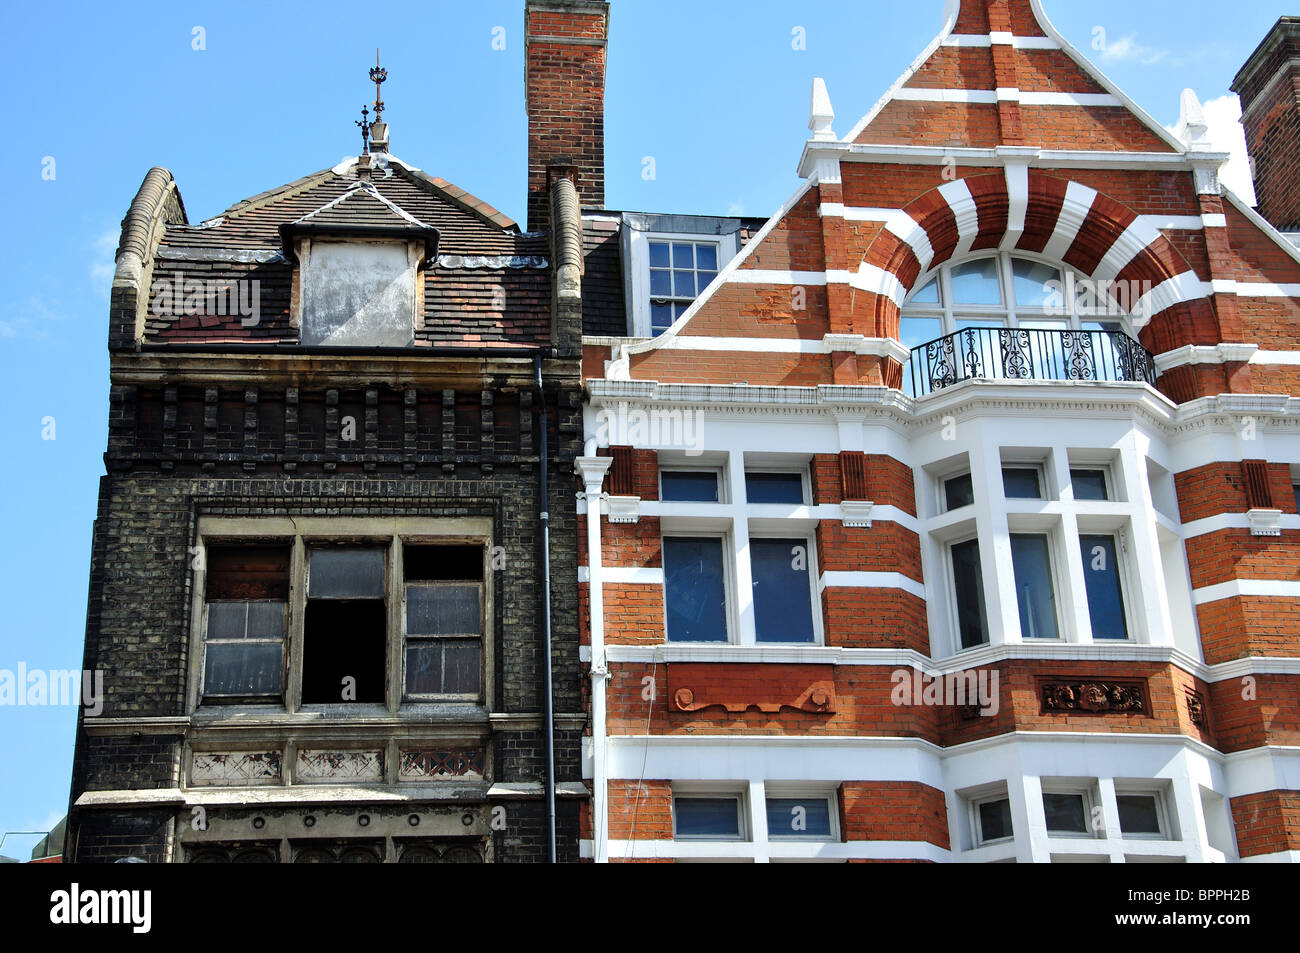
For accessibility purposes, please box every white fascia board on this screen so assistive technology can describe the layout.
[1192,579,1300,605]
[818,571,927,600]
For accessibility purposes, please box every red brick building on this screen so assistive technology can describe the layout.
[575,0,1300,861]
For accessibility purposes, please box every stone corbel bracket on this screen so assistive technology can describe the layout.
[605,495,641,524]
[1247,508,1283,537]
[840,500,874,528]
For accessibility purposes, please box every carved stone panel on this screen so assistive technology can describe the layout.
[1038,679,1147,716]
[190,751,282,786]
[295,749,384,783]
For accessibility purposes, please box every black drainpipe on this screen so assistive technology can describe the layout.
[535,354,557,863]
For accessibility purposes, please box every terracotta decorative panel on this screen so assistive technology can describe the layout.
[398,748,485,780]
[668,663,836,714]
[1038,679,1147,716]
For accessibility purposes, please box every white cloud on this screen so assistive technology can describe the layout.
[1099,33,1170,67]
[1165,94,1257,206]
[0,295,64,340]
[727,201,745,217]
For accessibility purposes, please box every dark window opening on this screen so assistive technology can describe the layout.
[1011,534,1059,640]
[302,601,386,703]
[302,548,386,704]
[1071,469,1109,501]
[674,797,742,839]
[663,537,728,643]
[1117,795,1162,836]
[751,538,816,644]
[745,472,805,504]
[951,538,989,649]
[1002,467,1043,500]
[661,470,720,503]
[1043,792,1088,834]
[945,473,975,510]
[1079,534,1128,640]
[765,798,833,838]
[978,797,1013,842]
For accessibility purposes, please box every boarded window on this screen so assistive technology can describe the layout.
[301,242,415,347]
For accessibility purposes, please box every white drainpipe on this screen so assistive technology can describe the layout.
[575,440,613,863]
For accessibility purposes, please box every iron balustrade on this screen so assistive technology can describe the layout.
[906,326,1156,397]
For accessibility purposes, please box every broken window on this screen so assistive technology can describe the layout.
[404,546,483,699]
[202,545,290,701]
[302,548,387,704]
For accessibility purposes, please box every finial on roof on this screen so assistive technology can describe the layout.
[367,50,390,154]
[370,50,387,122]
[1179,88,1211,149]
[809,78,836,141]
[355,105,372,153]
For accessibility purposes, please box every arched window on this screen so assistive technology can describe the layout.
[901,252,1152,395]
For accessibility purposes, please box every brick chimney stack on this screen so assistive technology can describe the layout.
[1233,17,1300,231]
[524,0,609,233]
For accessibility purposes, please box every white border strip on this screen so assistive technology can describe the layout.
[819,571,927,600]
[1192,579,1300,605]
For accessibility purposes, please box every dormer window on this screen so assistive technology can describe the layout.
[648,240,719,336]
[621,214,741,338]
[298,239,420,347]
[283,180,439,347]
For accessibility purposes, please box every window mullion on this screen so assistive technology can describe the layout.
[286,536,306,713]
[386,535,403,712]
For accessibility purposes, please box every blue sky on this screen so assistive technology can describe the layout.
[0,0,1281,858]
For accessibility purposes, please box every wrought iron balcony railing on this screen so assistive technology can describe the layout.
[905,326,1156,397]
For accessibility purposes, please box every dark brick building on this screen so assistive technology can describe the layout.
[65,0,610,863]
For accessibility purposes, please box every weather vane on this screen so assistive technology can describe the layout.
[370,49,387,122]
